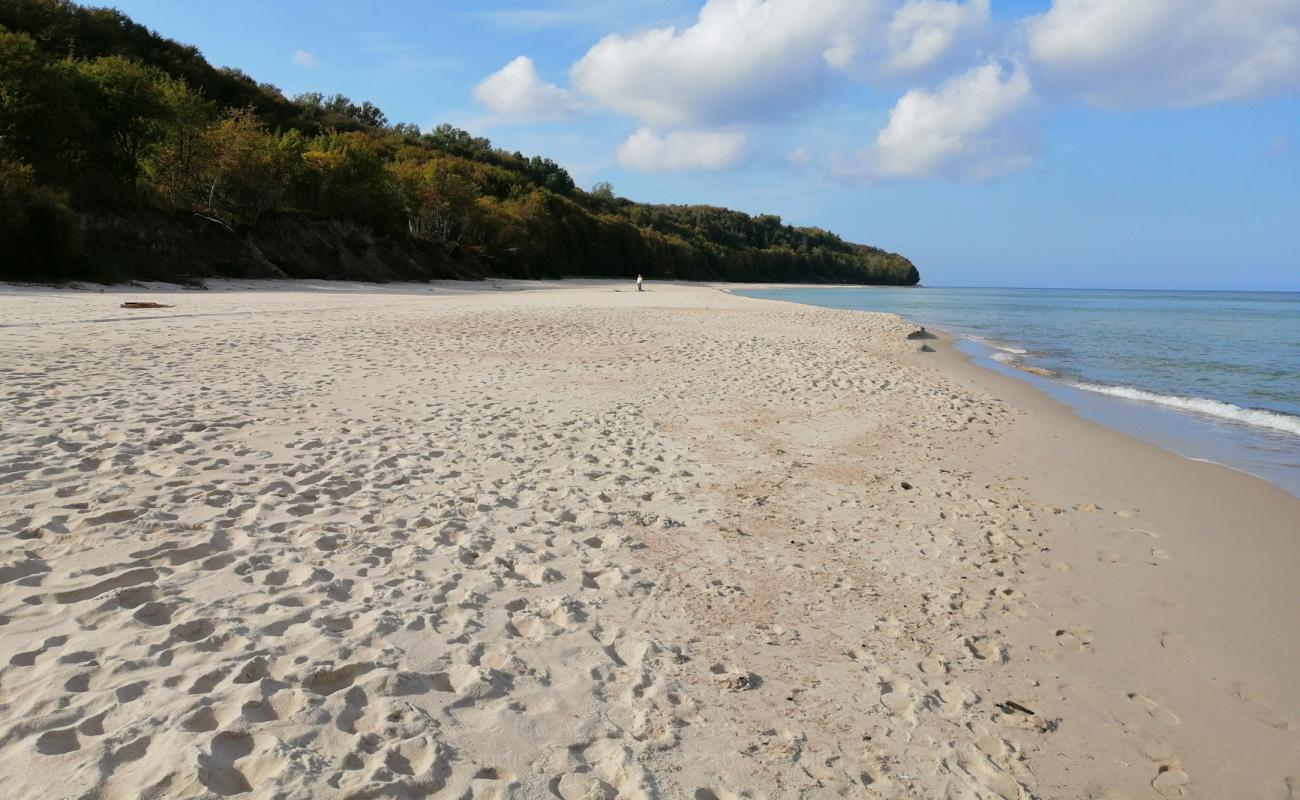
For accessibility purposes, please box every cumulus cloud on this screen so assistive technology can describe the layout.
[885,0,990,73]
[291,50,320,68]
[473,56,585,120]
[615,128,749,172]
[1026,0,1300,107]
[871,61,1033,179]
[467,0,1300,179]
[570,0,879,127]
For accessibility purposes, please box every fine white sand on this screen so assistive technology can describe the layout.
[0,280,1296,799]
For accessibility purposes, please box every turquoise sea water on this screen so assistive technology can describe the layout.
[735,287,1300,497]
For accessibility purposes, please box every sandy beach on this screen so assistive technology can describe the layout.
[0,280,1296,800]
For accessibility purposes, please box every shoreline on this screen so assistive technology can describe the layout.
[941,323,1300,497]
[741,283,1300,795]
[1,279,1296,798]
[920,322,1300,797]
[10,274,1290,492]
[733,285,1300,499]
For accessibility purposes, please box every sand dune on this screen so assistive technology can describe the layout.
[0,281,1295,798]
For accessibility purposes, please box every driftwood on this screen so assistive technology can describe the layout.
[120,302,174,309]
[998,700,1036,715]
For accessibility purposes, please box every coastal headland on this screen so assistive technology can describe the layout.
[1,280,1295,798]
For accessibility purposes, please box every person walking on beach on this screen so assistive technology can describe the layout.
[636,274,644,292]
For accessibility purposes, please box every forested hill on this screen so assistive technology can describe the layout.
[0,0,920,286]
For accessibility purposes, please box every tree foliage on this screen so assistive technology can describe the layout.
[0,158,82,280]
[0,2,919,286]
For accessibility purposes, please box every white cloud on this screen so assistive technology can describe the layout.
[871,61,1033,179]
[885,0,990,73]
[615,128,749,172]
[1026,0,1300,107]
[291,50,320,68]
[570,0,880,127]
[469,0,1299,183]
[473,56,585,120]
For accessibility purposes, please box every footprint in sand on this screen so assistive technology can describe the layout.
[918,655,947,677]
[35,727,80,755]
[877,677,921,724]
[1159,632,1192,657]
[964,635,1008,664]
[10,634,65,667]
[554,773,617,799]
[64,672,92,693]
[692,789,748,800]
[581,567,624,591]
[1054,625,1094,653]
[1152,765,1191,798]
[76,710,109,737]
[1231,682,1294,731]
[1127,526,1161,539]
[115,680,149,703]
[936,682,978,717]
[241,690,300,723]
[189,667,229,694]
[172,618,216,644]
[303,663,373,696]
[181,705,220,732]
[1128,693,1180,725]
[198,732,261,795]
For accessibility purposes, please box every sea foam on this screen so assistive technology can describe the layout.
[1072,383,1300,437]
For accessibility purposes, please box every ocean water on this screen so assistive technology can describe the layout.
[735,287,1300,497]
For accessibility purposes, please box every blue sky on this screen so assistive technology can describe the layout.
[108,0,1299,290]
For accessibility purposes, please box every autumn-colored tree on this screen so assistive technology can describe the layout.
[300,132,402,230]
[142,78,216,207]
[198,109,276,222]
[0,1,919,286]
[390,157,484,253]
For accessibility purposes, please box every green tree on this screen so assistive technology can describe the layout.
[390,156,484,253]
[301,132,402,230]
[142,77,216,207]
[0,29,83,186]
[66,55,175,196]
[200,108,276,222]
[0,158,82,279]
[0,2,920,286]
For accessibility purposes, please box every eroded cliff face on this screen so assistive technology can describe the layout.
[71,210,478,284]
[8,206,917,287]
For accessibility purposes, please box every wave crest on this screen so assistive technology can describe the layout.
[1071,383,1300,437]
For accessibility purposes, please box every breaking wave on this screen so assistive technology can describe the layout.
[1071,383,1300,437]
